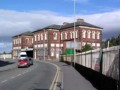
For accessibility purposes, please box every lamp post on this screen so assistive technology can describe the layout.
[73,0,76,67]
[43,29,45,61]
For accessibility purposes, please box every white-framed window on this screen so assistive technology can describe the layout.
[82,42,86,46]
[45,33,47,40]
[92,31,95,39]
[61,33,63,40]
[38,34,40,41]
[97,32,100,39]
[75,30,78,38]
[19,38,21,44]
[32,38,33,43]
[13,40,15,44]
[70,32,73,39]
[51,48,54,56]
[72,31,75,38]
[97,43,100,47]
[92,43,95,46]
[87,30,91,38]
[53,32,57,40]
[65,32,68,39]
[41,33,43,40]
[34,35,37,41]
[25,38,29,44]
[14,40,16,44]
[82,30,86,38]
[87,42,91,45]
[17,39,19,44]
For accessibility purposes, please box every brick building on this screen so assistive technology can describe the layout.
[12,31,33,59]
[12,18,102,60]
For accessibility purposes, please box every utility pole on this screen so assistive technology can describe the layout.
[73,0,76,67]
[118,49,120,90]
[43,29,45,61]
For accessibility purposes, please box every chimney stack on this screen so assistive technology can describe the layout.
[63,22,69,25]
[77,18,84,22]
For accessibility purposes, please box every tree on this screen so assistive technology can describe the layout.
[81,44,93,52]
[3,51,6,54]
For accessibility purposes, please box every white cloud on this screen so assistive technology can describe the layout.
[0,9,120,38]
[81,10,120,33]
[0,9,120,52]
[0,9,72,37]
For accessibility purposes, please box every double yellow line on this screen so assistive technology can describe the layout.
[40,61,60,90]
[49,62,60,90]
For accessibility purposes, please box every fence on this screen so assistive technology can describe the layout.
[62,45,120,80]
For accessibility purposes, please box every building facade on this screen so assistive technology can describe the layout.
[12,32,33,59]
[12,18,102,60]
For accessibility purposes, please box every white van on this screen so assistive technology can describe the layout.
[19,52,27,59]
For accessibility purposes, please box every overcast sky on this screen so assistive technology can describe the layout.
[0,0,120,53]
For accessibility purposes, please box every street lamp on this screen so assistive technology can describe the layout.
[43,29,45,61]
[73,0,76,66]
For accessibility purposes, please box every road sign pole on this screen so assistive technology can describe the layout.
[118,49,120,90]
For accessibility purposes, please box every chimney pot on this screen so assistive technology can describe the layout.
[63,22,69,25]
[77,18,84,22]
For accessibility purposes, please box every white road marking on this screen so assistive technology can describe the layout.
[10,76,15,79]
[17,74,22,77]
[0,64,36,84]
[1,80,7,83]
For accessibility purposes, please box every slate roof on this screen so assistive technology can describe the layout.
[60,21,103,30]
[33,24,61,33]
[12,31,33,38]
[33,21,102,33]
[12,20,103,38]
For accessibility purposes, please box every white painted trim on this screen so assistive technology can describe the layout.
[79,26,102,30]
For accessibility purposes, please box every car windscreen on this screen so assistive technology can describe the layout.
[20,55,27,57]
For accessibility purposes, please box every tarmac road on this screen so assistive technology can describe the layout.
[0,61,56,90]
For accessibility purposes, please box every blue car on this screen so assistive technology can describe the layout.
[28,57,33,65]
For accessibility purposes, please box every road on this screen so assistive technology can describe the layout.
[0,61,56,90]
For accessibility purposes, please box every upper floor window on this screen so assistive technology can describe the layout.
[41,33,43,40]
[16,39,19,44]
[65,32,68,39]
[97,32,100,39]
[82,30,86,38]
[92,31,95,39]
[70,32,73,39]
[75,30,78,38]
[13,40,15,44]
[73,31,75,38]
[87,30,91,38]
[34,35,37,41]
[61,33,63,40]
[38,34,40,41]
[53,32,57,40]
[45,33,47,40]
[25,38,29,44]
[32,38,33,43]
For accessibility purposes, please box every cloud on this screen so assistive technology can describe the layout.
[80,10,120,38]
[0,9,72,37]
[0,9,120,52]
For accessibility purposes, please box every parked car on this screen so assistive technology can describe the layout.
[28,57,33,65]
[17,58,30,68]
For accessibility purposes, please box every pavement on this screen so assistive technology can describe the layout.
[0,59,17,72]
[53,62,97,90]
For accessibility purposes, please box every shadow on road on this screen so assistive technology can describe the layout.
[0,60,15,67]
